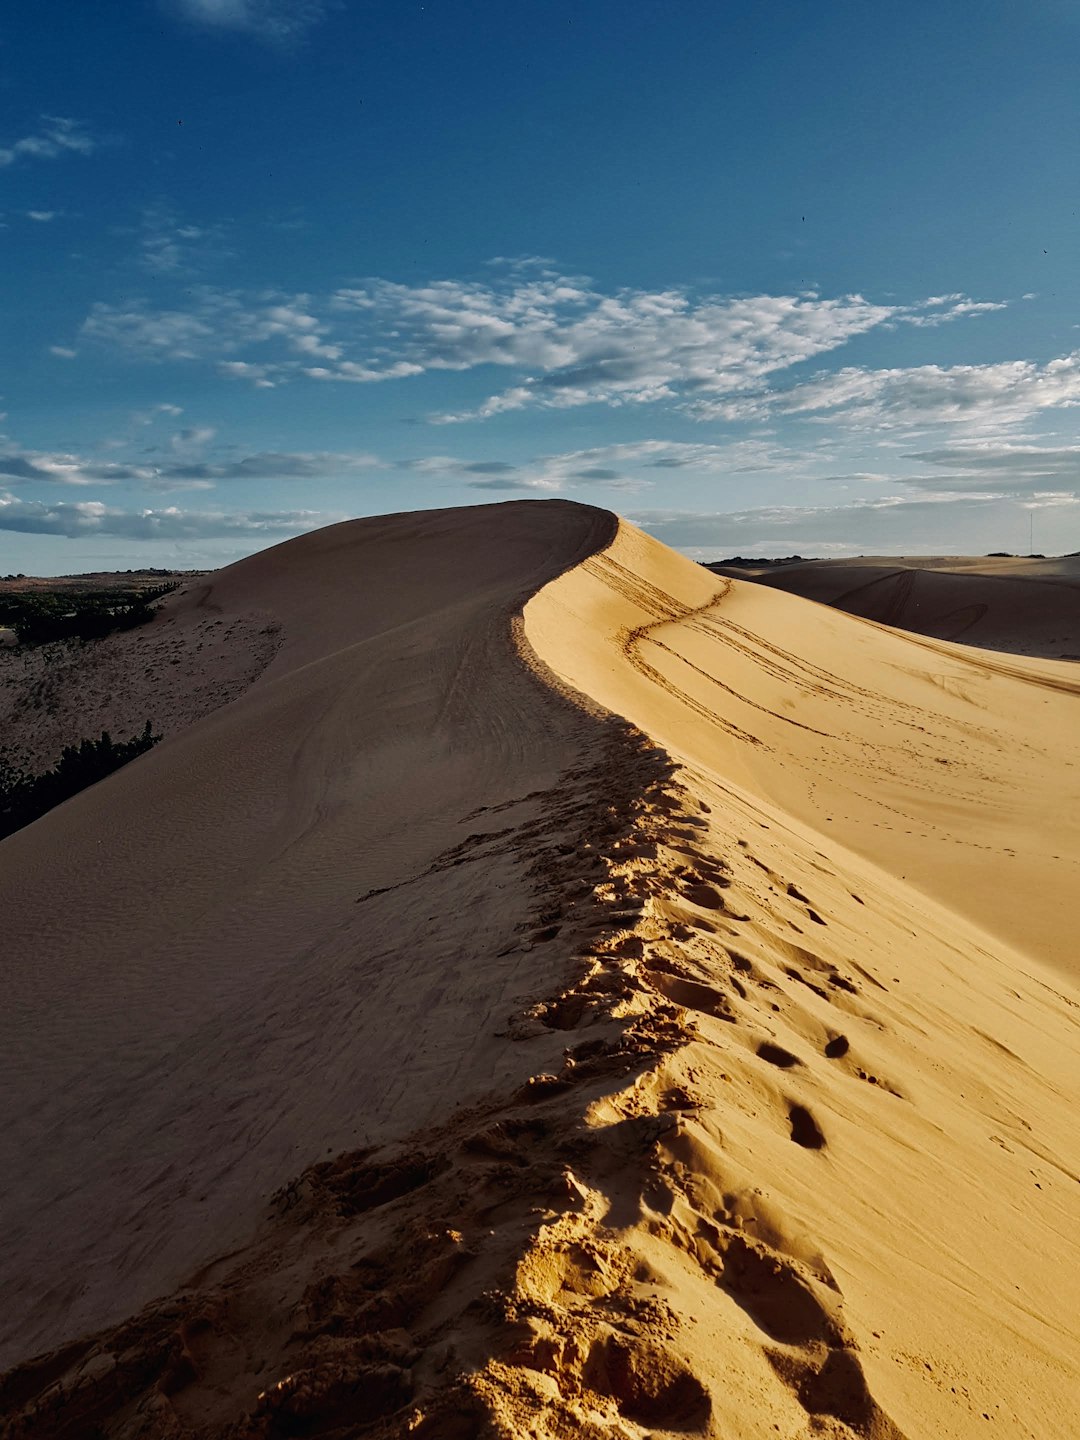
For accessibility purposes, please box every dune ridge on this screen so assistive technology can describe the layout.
[2,503,1078,1439]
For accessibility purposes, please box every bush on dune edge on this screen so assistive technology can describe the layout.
[0,721,160,841]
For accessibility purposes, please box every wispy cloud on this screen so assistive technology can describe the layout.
[461,476,561,493]
[77,266,1006,422]
[168,0,330,43]
[715,354,1080,429]
[80,289,338,376]
[136,205,229,275]
[0,492,331,540]
[397,439,805,493]
[334,277,901,421]
[0,445,378,492]
[0,116,97,169]
[902,441,1080,494]
[631,492,1080,559]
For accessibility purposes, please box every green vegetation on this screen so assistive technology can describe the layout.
[0,721,160,841]
[0,582,179,647]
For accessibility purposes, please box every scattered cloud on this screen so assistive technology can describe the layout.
[218,360,277,388]
[170,425,218,450]
[630,492,1080,559]
[0,492,331,540]
[464,476,561,493]
[717,354,1080,429]
[393,438,819,495]
[49,345,78,359]
[902,441,1080,494]
[76,268,1011,424]
[168,0,330,43]
[0,445,378,492]
[26,210,58,223]
[0,116,98,169]
[80,288,339,373]
[341,279,901,421]
[136,205,229,275]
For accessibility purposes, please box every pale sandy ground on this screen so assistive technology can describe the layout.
[1,501,1077,1440]
[716,553,1080,659]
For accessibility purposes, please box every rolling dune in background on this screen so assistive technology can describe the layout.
[2,502,1077,1440]
[713,553,1080,660]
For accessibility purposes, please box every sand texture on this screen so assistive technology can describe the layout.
[713,554,1080,660]
[1,501,1077,1440]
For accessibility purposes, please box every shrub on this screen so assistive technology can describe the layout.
[0,720,160,840]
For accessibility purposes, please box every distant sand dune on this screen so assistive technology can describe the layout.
[715,553,1080,660]
[1,503,1077,1439]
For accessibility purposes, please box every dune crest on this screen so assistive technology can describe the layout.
[2,504,1077,1439]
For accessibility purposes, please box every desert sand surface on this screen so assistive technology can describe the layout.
[1,500,1078,1440]
[710,553,1080,660]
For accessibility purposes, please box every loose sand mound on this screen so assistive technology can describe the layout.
[715,554,1080,660]
[2,502,1077,1440]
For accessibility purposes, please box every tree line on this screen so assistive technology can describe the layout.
[0,721,160,841]
[0,583,179,647]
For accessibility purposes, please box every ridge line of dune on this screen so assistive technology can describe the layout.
[4,506,1077,1439]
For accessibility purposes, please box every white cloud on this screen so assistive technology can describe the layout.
[396,439,804,494]
[78,269,1008,422]
[170,426,217,451]
[82,300,220,360]
[136,205,228,275]
[218,360,276,388]
[463,476,562,493]
[26,210,58,223]
[903,296,1009,327]
[81,289,339,373]
[0,116,97,169]
[345,281,900,421]
[709,354,1080,430]
[0,492,331,540]
[168,0,329,42]
[72,264,1048,440]
[49,345,77,360]
[901,441,1080,494]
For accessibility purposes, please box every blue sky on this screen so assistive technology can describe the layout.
[2,0,1080,572]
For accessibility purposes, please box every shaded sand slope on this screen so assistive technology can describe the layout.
[0,500,616,1366]
[3,507,1078,1440]
[717,554,1080,659]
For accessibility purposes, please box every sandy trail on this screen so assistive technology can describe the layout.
[2,504,1078,1440]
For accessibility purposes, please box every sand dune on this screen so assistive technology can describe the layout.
[715,554,1080,660]
[2,502,1078,1439]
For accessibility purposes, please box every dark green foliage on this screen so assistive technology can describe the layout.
[0,720,160,840]
[0,583,178,647]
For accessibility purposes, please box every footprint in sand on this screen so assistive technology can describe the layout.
[789,1104,826,1149]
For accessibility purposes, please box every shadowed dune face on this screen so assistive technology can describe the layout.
[0,500,617,1365]
[2,504,1078,1440]
[718,555,1080,660]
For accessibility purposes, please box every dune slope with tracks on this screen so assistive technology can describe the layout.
[2,506,1078,1440]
